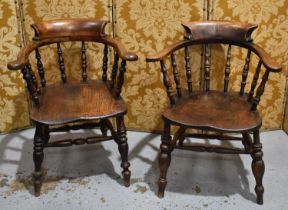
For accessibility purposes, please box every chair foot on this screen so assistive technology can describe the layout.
[158,178,167,198]
[122,164,131,187]
[158,121,172,198]
[251,130,265,205]
[34,172,42,197]
[33,123,45,197]
[255,186,264,204]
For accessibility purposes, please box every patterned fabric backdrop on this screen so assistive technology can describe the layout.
[0,0,287,133]
[0,0,30,132]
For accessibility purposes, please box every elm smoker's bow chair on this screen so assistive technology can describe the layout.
[7,19,138,196]
[146,21,281,204]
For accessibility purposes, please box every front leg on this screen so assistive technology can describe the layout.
[33,123,45,196]
[158,120,172,198]
[251,130,265,204]
[116,115,131,187]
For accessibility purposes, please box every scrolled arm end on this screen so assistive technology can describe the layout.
[7,42,39,71]
[7,60,27,71]
[124,52,138,61]
[249,43,282,72]
[103,37,138,62]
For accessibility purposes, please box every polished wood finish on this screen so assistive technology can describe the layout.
[30,81,127,124]
[7,18,138,196]
[146,21,281,204]
[163,91,261,132]
[182,21,257,43]
[31,19,107,41]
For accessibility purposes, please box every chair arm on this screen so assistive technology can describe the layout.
[7,42,41,70]
[248,43,282,72]
[146,40,188,62]
[103,37,138,61]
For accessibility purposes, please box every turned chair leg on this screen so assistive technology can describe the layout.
[251,130,265,204]
[33,123,45,197]
[100,119,108,137]
[158,121,172,198]
[116,116,131,187]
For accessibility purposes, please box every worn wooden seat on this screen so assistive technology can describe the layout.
[163,91,261,132]
[146,21,281,204]
[31,80,127,124]
[8,19,137,196]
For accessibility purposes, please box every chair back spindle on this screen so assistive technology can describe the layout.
[248,61,262,102]
[199,46,205,90]
[240,50,252,95]
[81,41,88,82]
[110,53,119,90]
[35,48,46,87]
[184,47,192,93]
[22,65,39,105]
[171,53,182,97]
[224,45,232,93]
[115,60,126,98]
[204,44,211,91]
[160,60,175,105]
[56,43,67,83]
[27,64,40,95]
[251,69,270,111]
[102,44,108,81]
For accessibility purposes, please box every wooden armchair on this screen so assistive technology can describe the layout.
[7,19,137,196]
[146,21,281,204]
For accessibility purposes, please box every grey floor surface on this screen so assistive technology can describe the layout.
[0,128,287,210]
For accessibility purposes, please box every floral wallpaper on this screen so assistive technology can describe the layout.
[0,0,30,132]
[0,0,287,133]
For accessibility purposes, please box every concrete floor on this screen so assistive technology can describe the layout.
[0,128,287,210]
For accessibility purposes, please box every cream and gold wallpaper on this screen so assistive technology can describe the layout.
[0,0,287,133]
[0,0,30,132]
